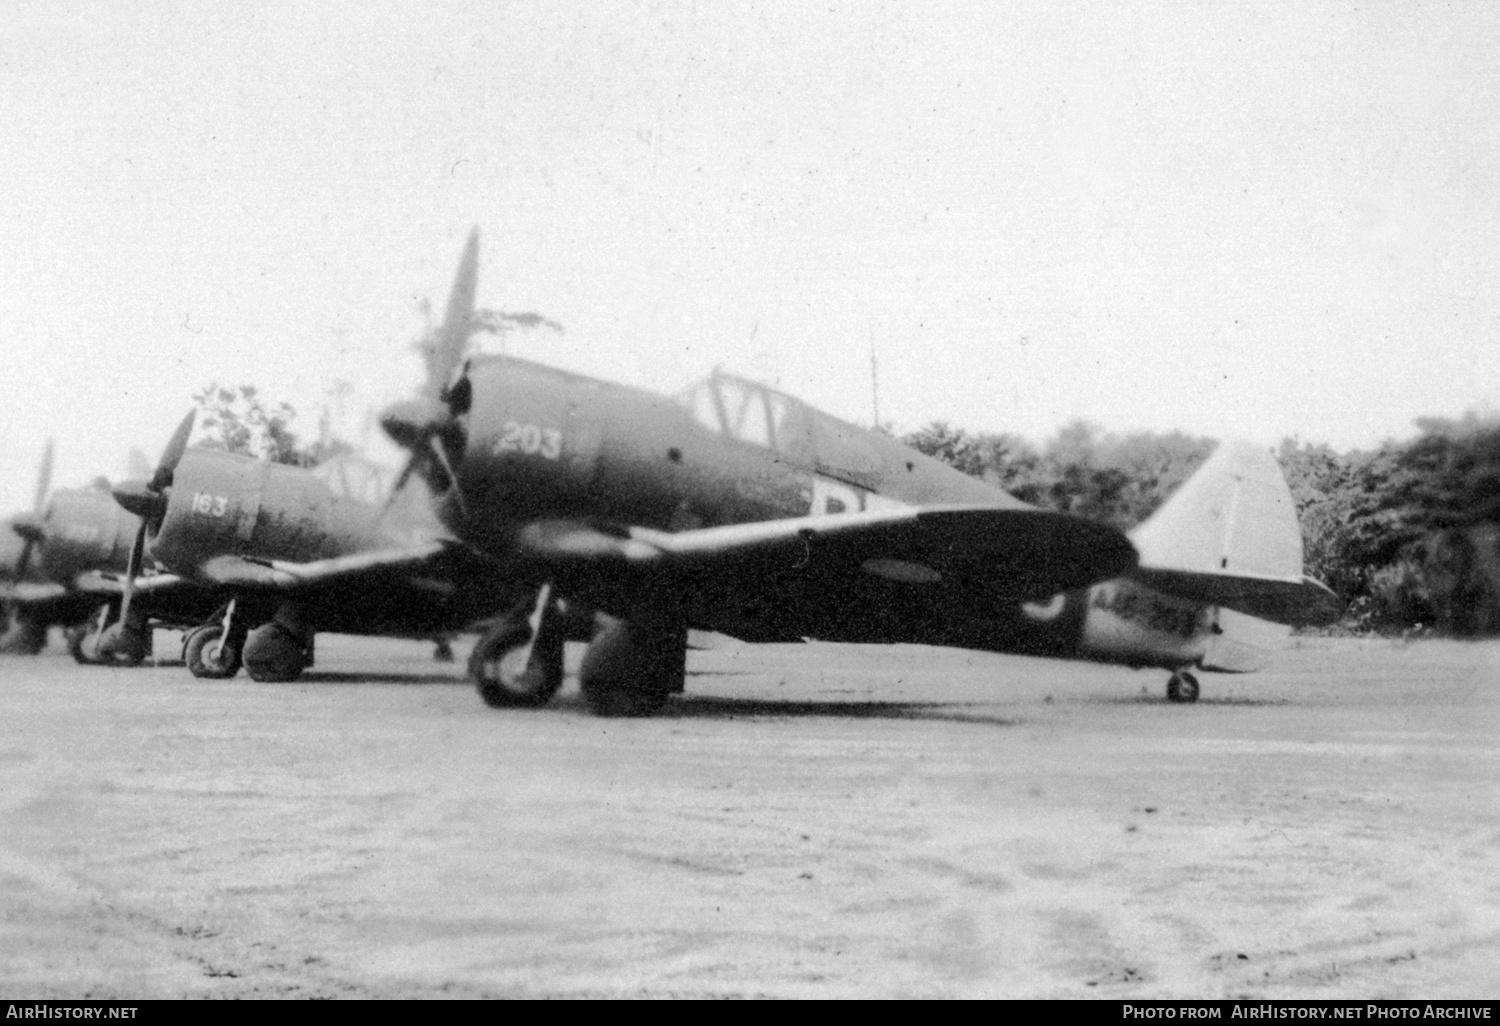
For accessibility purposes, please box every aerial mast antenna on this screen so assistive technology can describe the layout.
[869,315,881,430]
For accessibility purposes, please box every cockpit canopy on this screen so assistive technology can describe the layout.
[676,373,808,456]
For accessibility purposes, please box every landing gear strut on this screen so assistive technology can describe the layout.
[578,612,686,717]
[1166,670,1200,703]
[470,586,567,708]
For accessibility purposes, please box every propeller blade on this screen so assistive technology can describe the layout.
[10,511,43,579]
[382,456,419,515]
[13,538,35,584]
[33,439,54,515]
[443,359,473,417]
[150,410,197,493]
[116,520,148,629]
[423,228,480,400]
[427,435,468,517]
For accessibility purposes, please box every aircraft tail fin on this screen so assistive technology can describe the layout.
[1127,440,1342,628]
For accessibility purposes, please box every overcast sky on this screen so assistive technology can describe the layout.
[4,1,1499,511]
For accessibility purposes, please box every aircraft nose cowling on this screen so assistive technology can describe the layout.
[379,397,451,449]
[10,512,45,544]
[112,479,169,521]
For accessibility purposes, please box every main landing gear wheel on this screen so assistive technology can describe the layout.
[243,622,311,683]
[184,624,244,679]
[578,615,686,718]
[67,623,102,665]
[470,617,565,709]
[68,606,116,665]
[97,623,149,667]
[0,616,47,655]
[1167,670,1200,704]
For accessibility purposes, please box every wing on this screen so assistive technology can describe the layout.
[67,541,509,637]
[1129,566,1343,627]
[190,541,452,590]
[2,581,69,604]
[72,570,194,597]
[515,505,1138,644]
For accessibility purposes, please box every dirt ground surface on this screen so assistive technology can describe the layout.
[1,632,1497,999]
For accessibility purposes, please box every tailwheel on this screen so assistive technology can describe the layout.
[578,614,686,718]
[243,622,312,683]
[1166,670,1200,704]
[184,623,244,679]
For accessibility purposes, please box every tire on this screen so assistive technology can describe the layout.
[470,619,564,709]
[1166,671,1200,703]
[243,623,308,683]
[185,624,242,680]
[68,625,102,665]
[578,616,684,718]
[97,623,147,667]
[0,617,47,655]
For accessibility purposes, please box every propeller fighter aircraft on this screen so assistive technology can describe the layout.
[376,230,1341,715]
[1,439,222,663]
[368,231,1342,718]
[106,411,541,683]
[1,440,67,655]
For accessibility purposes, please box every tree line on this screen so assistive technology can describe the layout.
[902,414,1500,636]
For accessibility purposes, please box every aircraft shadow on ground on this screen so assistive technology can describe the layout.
[603,693,1023,726]
[289,670,465,686]
[1086,693,1292,708]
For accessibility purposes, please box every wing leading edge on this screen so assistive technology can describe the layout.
[192,540,453,590]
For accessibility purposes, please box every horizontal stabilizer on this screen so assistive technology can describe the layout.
[1129,438,1345,627]
[1130,566,1343,627]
